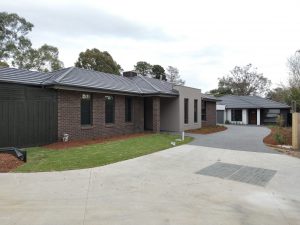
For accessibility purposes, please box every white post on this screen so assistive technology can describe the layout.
[182,131,185,141]
[257,109,261,126]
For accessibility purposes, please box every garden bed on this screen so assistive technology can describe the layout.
[263,127,292,146]
[0,153,24,172]
[186,125,227,134]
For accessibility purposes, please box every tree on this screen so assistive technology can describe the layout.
[207,87,233,97]
[0,12,64,71]
[134,61,152,76]
[217,64,271,96]
[287,50,300,88]
[75,48,121,75]
[0,61,9,67]
[166,66,185,85]
[151,64,166,80]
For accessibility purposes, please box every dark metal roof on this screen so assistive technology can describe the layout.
[0,67,50,85]
[217,95,290,109]
[0,67,179,96]
[202,94,219,102]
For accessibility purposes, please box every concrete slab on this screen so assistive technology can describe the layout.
[0,144,300,225]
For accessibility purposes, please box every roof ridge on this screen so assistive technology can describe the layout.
[236,96,260,107]
[138,75,160,92]
[54,67,75,83]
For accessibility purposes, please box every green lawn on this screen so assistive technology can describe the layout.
[15,133,193,172]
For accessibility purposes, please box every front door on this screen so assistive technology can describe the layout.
[248,109,257,125]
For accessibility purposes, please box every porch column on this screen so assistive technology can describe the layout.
[152,97,160,132]
[257,109,261,125]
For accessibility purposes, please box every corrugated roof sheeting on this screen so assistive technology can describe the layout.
[218,95,290,109]
[0,67,179,96]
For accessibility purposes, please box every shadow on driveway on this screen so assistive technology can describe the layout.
[188,125,278,154]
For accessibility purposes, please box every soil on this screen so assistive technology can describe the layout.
[263,127,292,146]
[45,132,151,150]
[0,153,24,172]
[186,125,227,134]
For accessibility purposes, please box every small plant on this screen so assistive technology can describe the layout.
[276,115,284,127]
[225,120,230,124]
[273,127,287,145]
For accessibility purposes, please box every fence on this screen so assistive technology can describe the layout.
[292,113,300,150]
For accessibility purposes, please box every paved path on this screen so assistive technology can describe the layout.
[1,144,300,225]
[189,125,278,153]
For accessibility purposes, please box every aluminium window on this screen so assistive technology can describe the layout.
[194,99,198,123]
[105,95,115,123]
[184,98,189,124]
[125,96,133,122]
[201,100,207,121]
[81,93,92,125]
[231,109,242,121]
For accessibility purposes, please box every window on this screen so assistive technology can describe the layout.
[201,101,207,121]
[263,109,280,123]
[125,96,132,122]
[105,95,115,123]
[194,99,198,123]
[81,93,92,125]
[231,109,242,121]
[184,98,189,124]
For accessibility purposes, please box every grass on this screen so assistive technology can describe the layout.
[186,125,227,134]
[14,133,193,172]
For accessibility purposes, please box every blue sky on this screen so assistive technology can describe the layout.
[2,0,300,92]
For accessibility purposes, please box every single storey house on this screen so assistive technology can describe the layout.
[0,67,217,147]
[216,95,291,126]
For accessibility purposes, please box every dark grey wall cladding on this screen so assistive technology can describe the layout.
[0,83,57,147]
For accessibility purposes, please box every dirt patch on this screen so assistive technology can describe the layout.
[263,127,292,146]
[186,125,227,134]
[45,132,151,150]
[269,147,300,159]
[0,153,24,172]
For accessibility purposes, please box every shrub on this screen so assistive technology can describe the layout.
[273,128,287,145]
[225,120,230,124]
[276,115,284,127]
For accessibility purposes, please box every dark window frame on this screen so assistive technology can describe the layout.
[184,98,189,124]
[194,99,198,123]
[125,96,133,122]
[231,109,242,122]
[201,100,207,121]
[105,95,115,124]
[81,93,92,126]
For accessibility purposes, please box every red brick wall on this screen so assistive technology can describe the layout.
[57,90,144,141]
[202,101,216,127]
[152,97,160,132]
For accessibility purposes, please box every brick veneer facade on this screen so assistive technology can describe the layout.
[152,97,160,132]
[201,101,216,127]
[57,90,144,141]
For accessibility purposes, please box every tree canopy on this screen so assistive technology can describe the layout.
[0,12,64,72]
[209,64,271,97]
[151,64,166,80]
[166,66,185,85]
[134,61,152,76]
[75,48,122,75]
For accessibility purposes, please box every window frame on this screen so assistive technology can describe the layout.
[81,93,92,126]
[184,98,189,124]
[194,99,198,123]
[231,109,242,122]
[125,96,133,122]
[105,95,115,124]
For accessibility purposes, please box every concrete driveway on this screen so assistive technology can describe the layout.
[189,125,277,153]
[1,144,300,225]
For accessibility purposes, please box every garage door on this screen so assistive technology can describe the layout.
[0,83,57,148]
[217,110,224,124]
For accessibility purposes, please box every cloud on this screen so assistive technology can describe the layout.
[2,1,172,41]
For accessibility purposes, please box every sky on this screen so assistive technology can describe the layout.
[2,0,300,92]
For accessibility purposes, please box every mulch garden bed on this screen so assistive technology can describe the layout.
[45,132,150,150]
[263,126,300,158]
[263,127,292,146]
[0,153,24,172]
[186,125,227,134]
